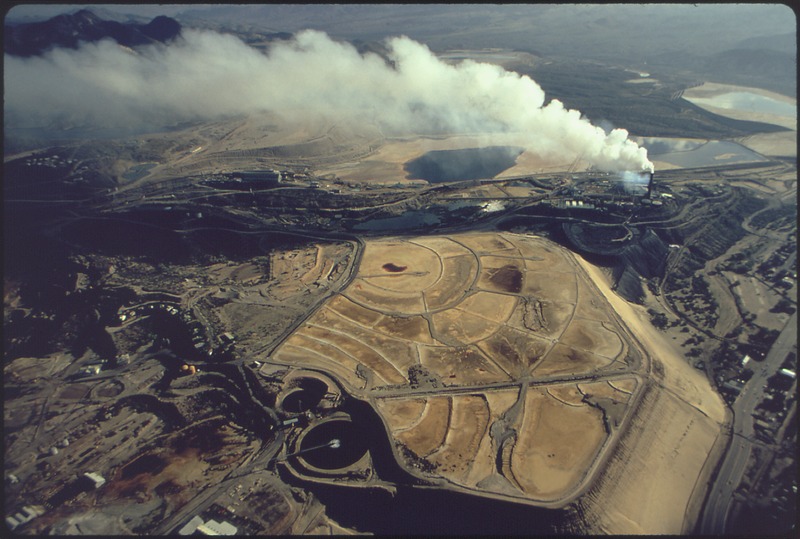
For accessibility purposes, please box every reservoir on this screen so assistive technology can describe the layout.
[405,146,524,183]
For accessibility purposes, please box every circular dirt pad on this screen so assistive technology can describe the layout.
[361,242,442,292]
[346,239,476,315]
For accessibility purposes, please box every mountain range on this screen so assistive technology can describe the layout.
[4,9,181,57]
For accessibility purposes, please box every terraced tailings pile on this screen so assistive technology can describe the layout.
[264,232,726,532]
[268,233,637,502]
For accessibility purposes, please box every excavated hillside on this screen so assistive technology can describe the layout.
[563,223,671,304]
[665,188,769,280]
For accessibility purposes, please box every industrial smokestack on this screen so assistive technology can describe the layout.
[647,172,654,198]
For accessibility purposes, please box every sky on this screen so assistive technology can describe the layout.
[6,3,794,172]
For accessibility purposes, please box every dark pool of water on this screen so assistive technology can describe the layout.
[405,146,524,182]
[633,136,705,155]
[383,263,407,272]
[298,419,369,469]
[310,483,567,535]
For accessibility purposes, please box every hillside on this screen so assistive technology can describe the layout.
[4,9,181,57]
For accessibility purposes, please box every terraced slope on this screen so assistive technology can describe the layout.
[264,232,645,504]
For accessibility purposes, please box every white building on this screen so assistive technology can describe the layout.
[78,364,101,376]
[178,515,204,535]
[6,516,21,530]
[83,472,106,488]
[8,505,45,529]
[197,519,238,535]
[178,516,237,536]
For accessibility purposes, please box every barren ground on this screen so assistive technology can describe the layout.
[265,232,650,505]
[573,257,728,534]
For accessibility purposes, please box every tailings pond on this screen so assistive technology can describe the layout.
[405,146,523,182]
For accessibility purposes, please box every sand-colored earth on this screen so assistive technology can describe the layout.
[573,256,728,534]
[265,232,647,505]
[392,396,451,457]
[736,131,797,158]
[496,152,592,177]
[269,233,634,390]
[263,233,727,530]
[511,388,607,499]
[649,160,683,171]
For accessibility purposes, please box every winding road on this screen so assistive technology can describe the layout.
[698,311,797,534]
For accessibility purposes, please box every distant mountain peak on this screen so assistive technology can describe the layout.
[4,9,182,57]
[141,15,182,42]
[72,8,101,20]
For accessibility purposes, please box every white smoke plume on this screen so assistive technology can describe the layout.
[620,170,652,194]
[5,29,654,172]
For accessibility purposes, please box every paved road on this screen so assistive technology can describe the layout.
[698,311,797,534]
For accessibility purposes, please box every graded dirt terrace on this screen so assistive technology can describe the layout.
[264,232,648,505]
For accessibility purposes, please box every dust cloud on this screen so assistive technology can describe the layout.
[5,29,653,172]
